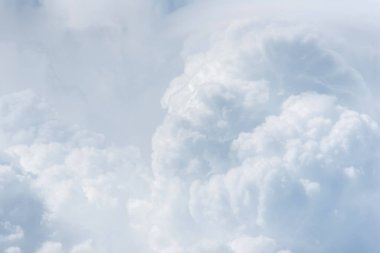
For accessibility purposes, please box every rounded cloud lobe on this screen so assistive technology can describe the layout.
[148,22,380,252]
[0,91,151,252]
[1,1,380,253]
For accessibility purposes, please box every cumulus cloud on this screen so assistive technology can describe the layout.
[0,90,150,252]
[1,0,380,253]
[147,19,380,252]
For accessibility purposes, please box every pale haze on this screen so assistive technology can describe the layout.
[1,0,380,252]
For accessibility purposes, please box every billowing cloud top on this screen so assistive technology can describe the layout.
[1,0,380,253]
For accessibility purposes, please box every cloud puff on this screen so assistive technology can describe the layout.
[147,21,380,252]
[0,90,150,252]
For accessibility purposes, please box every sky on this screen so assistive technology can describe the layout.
[1,0,380,252]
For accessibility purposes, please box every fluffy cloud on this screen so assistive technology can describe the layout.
[148,21,380,252]
[1,0,380,253]
[0,90,150,252]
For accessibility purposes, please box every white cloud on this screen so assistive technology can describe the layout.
[5,247,22,253]
[36,242,64,253]
[0,90,150,252]
[230,236,278,253]
[1,0,380,253]
[69,240,93,253]
[148,19,380,252]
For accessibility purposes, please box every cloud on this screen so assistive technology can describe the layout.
[0,159,46,252]
[0,90,151,252]
[36,242,64,253]
[229,236,279,253]
[148,20,380,252]
[0,0,184,151]
[5,247,22,253]
[1,0,380,253]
